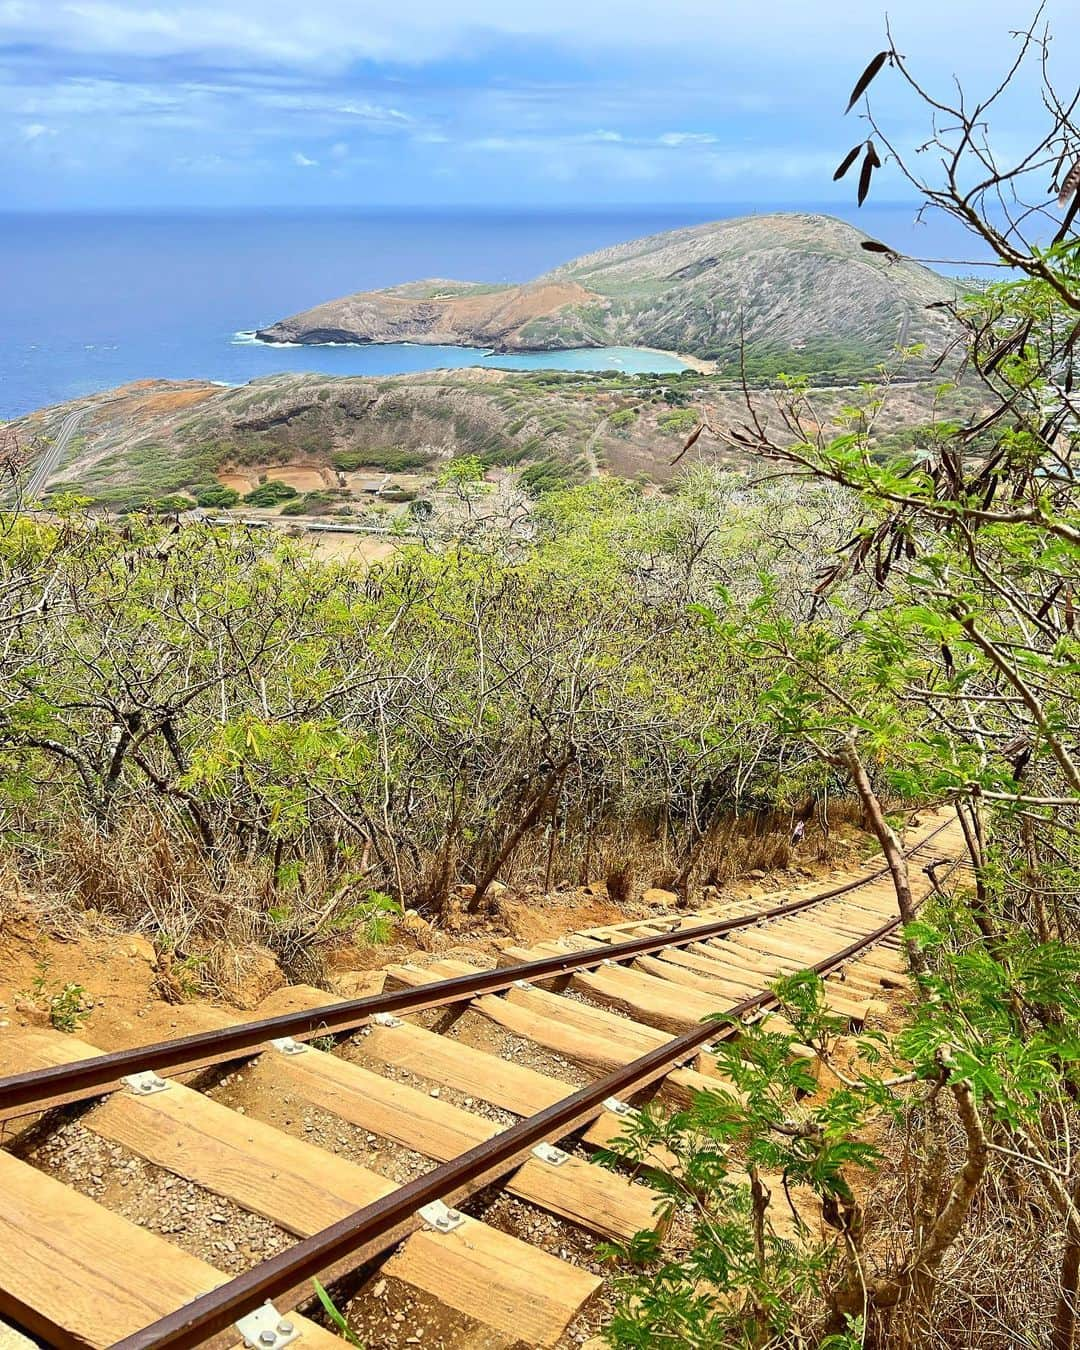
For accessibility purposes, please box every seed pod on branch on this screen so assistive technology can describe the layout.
[834,144,862,181]
[845,51,890,113]
[1057,157,1080,207]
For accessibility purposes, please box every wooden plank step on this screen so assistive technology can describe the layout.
[472,993,732,1108]
[828,970,901,998]
[684,940,786,978]
[828,959,909,991]
[713,936,903,989]
[503,984,753,1082]
[592,953,882,1027]
[254,986,703,1161]
[0,1031,597,1346]
[274,988,580,1116]
[721,932,837,964]
[769,912,877,943]
[476,992,660,1077]
[655,945,766,987]
[508,983,668,1054]
[668,957,886,1030]
[655,946,884,1021]
[360,1019,672,1164]
[253,1040,663,1243]
[779,914,872,941]
[571,964,733,1035]
[497,938,606,969]
[842,955,909,985]
[634,954,753,1000]
[383,958,490,991]
[0,1149,340,1350]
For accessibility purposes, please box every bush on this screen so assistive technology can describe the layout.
[520,461,576,496]
[280,491,338,517]
[149,494,194,514]
[243,480,299,507]
[658,408,700,435]
[332,448,433,473]
[193,484,240,509]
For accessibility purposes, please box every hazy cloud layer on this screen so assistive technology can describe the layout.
[2,0,1077,206]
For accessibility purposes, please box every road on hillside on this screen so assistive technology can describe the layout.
[24,410,84,500]
[583,414,609,478]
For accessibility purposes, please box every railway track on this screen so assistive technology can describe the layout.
[0,812,965,1350]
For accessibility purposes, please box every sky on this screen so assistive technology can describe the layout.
[3,1,1079,209]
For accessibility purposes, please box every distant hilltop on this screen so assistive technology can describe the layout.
[256,212,957,367]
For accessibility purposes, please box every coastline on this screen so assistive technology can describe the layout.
[645,347,715,374]
[241,328,709,375]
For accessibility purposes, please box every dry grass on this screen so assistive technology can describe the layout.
[847,1099,1062,1348]
[605,863,634,905]
[0,797,881,998]
[6,811,373,996]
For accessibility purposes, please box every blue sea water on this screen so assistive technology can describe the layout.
[0,204,996,419]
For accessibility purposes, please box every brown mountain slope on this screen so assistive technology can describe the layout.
[11,367,983,510]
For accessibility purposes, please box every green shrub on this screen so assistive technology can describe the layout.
[193,484,240,509]
[280,490,339,517]
[520,461,576,496]
[243,480,299,507]
[332,447,432,473]
[149,494,194,514]
[658,408,700,435]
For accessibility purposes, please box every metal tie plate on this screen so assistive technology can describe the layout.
[603,1096,636,1116]
[532,1142,570,1166]
[122,1070,170,1096]
[235,1301,300,1349]
[418,1199,465,1232]
[270,1037,308,1056]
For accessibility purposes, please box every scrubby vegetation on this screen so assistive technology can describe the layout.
[193,483,240,509]
[242,479,298,507]
[279,489,340,516]
[331,447,433,473]
[0,472,863,974]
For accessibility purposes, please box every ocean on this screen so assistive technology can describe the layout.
[0,204,996,420]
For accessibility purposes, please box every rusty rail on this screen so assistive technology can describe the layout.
[111,902,925,1350]
[0,823,951,1120]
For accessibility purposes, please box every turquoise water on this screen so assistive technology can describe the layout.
[232,330,688,376]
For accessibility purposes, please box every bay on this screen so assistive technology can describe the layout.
[0,203,995,419]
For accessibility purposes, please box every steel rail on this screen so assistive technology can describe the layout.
[111,896,932,1350]
[0,821,953,1120]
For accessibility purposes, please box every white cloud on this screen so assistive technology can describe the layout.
[2,1,1075,76]
[292,150,317,166]
[19,121,55,140]
[658,131,718,147]
[337,101,411,126]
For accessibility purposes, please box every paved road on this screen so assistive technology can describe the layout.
[24,410,83,499]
